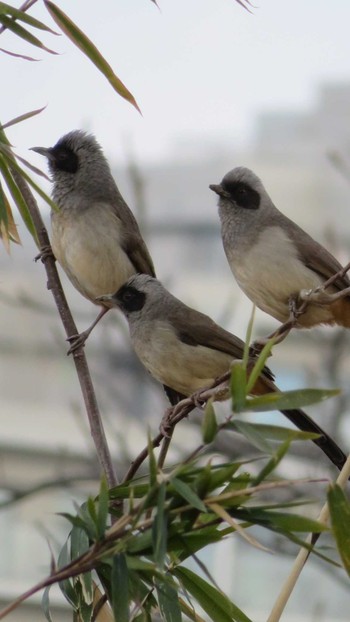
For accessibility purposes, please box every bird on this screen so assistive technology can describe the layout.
[210,167,350,328]
[31,130,156,351]
[97,274,347,472]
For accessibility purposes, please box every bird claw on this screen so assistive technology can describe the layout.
[299,287,342,306]
[66,331,89,355]
[249,340,266,358]
[191,391,206,409]
[160,408,174,437]
[35,245,54,263]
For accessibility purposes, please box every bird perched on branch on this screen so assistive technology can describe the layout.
[210,167,350,328]
[31,130,156,351]
[98,274,347,472]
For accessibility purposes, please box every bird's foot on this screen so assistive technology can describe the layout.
[189,385,210,408]
[299,287,350,306]
[35,245,54,263]
[160,408,174,437]
[66,330,90,355]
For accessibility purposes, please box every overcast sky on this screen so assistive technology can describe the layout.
[3,0,350,166]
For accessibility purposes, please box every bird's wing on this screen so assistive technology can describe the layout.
[112,194,156,277]
[171,306,275,382]
[170,304,245,356]
[286,221,350,290]
[122,230,156,277]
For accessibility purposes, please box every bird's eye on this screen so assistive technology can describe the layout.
[237,187,247,195]
[122,290,135,302]
[119,287,146,312]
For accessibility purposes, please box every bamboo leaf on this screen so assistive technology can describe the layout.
[174,566,252,622]
[0,147,56,211]
[155,578,182,622]
[111,553,129,622]
[244,388,340,412]
[148,432,157,487]
[42,586,53,622]
[44,1,141,113]
[0,45,38,60]
[0,155,37,242]
[153,482,167,571]
[227,421,320,443]
[1,106,46,130]
[171,477,207,513]
[328,484,350,577]
[242,305,255,369]
[230,362,247,412]
[231,420,274,454]
[0,2,58,33]
[0,14,57,53]
[245,337,276,395]
[253,439,291,486]
[202,398,218,443]
[97,476,109,540]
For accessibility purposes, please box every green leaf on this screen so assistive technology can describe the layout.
[170,527,230,562]
[242,305,256,369]
[245,337,276,395]
[97,476,109,539]
[230,362,247,412]
[1,106,46,131]
[70,525,90,560]
[57,541,78,608]
[206,463,241,492]
[231,420,274,454]
[111,553,129,622]
[0,146,56,212]
[174,566,252,622]
[202,398,218,443]
[155,577,182,622]
[0,154,37,242]
[0,14,56,53]
[42,586,53,622]
[171,478,207,513]
[328,484,350,577]
[44,1,141,113]
[227,421,320,442]
[153,482,167,571]
[234,506,328,533]
[244,388,340,413]
[0,2,58,33]
[148,432,157,487]
[253,439,291,485]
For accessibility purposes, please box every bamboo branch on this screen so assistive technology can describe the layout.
[266,453,350,622]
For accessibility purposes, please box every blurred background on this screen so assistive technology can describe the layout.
[1,1,350,620]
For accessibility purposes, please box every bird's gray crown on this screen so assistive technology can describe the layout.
[47,130,105,175]
[219,167,264,210]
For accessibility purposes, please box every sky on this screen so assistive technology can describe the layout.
[2,0,350,166]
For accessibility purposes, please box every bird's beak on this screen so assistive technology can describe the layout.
[209,183,230,199]
[95,293,115,305]
[30,146,55,160]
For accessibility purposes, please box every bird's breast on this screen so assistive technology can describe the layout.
[131,321,234,396]
[227,226,332,323]
[51,204,135,303]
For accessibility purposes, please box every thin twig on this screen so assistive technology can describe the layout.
[266,453,350,622]
[10,167,118,488]
[122,378,230,482]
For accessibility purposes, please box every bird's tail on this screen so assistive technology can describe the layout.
[281,408,346,472]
